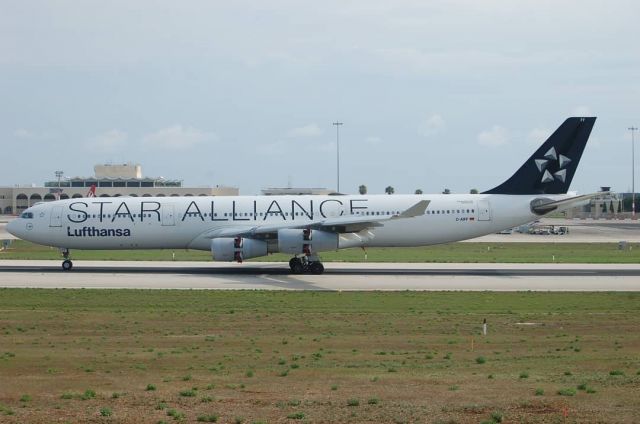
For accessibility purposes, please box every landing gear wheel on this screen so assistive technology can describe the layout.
[289,257,304,274]
[309,262,324,275]
[62,259,73,271]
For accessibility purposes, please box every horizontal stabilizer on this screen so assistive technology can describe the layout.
[530,192,604,215]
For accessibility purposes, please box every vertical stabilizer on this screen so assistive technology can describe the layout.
[483,117,595,195]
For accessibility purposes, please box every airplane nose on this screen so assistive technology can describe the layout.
[6,218,20,238]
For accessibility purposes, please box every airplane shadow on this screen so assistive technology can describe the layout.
[0,265,637,277]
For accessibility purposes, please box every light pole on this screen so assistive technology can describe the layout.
[630,127,638,216]
[333,121,343,193]
[55,170,64,188]
[54,170,64,200]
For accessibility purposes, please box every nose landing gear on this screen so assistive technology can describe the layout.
[288,255,325,274]
[60,248,73,271]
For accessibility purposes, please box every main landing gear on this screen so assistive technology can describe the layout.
[289,255,325,275]
[60,248,73,271]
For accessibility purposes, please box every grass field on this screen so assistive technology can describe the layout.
[0,290,639,423]
[2,239,640,263]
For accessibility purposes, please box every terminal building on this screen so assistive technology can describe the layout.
[0,163,238,215]
[261,187,335,196]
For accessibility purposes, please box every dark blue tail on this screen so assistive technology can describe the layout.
[483,117,596,195]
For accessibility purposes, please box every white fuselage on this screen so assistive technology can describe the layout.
[7,194,559,253]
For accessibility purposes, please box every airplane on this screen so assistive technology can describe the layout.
[7,117,597,274]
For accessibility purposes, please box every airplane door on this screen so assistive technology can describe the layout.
[477,200,492,221]
[162,204,176,226]
[49,205,63,227]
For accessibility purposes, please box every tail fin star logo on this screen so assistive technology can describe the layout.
[535,147,571,184]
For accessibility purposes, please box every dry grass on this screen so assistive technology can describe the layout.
[0,289,639,423]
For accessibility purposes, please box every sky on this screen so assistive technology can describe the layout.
[1,0,639,195]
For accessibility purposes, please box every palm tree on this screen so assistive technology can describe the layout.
[414,189,423,194]
[385,186,395,195]
[358,185,367,195]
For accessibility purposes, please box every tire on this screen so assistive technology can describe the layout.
[309,262,324,275]
[62,260,73,271]
[289,258,304,274]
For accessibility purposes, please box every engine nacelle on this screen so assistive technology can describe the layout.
[277,229,338,254]
[211,237,268,262]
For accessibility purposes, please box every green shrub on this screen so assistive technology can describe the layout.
[475,356,486,364]
[490,411,503,422]
[19,395,31,402]
[519,372,529,379]
[179,389,196,397]
[286,412,305,419]
[81,389,96,400]
[347,398,360,406]
[167,409,185,419]
[557,388,576,396]
[99,407,112,417]
[367,397,379,405]
[534,388,544,396]
[196,414,218,422]
[146,384,156,391]
[609,370,624,376]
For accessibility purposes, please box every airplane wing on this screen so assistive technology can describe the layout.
[203,200,429,239]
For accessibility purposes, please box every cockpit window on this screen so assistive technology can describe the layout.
[20,212,34,219]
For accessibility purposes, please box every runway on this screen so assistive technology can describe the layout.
[1,260,639,291]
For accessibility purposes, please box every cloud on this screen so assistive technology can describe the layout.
[13,128,54,140]
[364,136,382,144]
[311,141,336,153]
[256,139,288,156]
[88,129,128,152]
[286,123,323,138]
[142,125,213,150]
[13,128,34,139]
[477,125,510,147]
[527,128,551,146]
[418,114,445,137]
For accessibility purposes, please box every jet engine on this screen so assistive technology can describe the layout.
[211,237,268,262]
[277,228,338,254]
